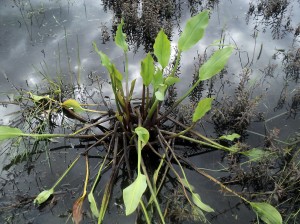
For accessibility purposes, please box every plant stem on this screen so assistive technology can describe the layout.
[143,99,159,126]
[51,155,80,190]
[157,78,201,123]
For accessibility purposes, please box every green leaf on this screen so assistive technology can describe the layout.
[152,69,164,90]
[141,53,155,86]
[88,192,99,218]
[129,79,137,100]
[135,127,149,148]
[199,47,234,81]
[155,84,167,101]
[123,174,147,215]
[178,10,209,52]
[93,42,113,74]
[115,19,128,52]
[219,133,241,141]
[0,126,24,141]
[62,99,85,113]
[29,92,49,102]
[192,193,214,213]
[154,29,171,68]
[250,202,282,224]
[192,98,214,122]
[165,77,180,86]
[242,148,272,162]
[34,188,54,205]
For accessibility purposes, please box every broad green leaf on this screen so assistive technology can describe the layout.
[0,126,24,141]
[178,10,209,52]
[219,133,241,141]
[34,188,54,205]
[93,42,113,73]
[141,53,155,86]
[192,193,214,213]
[152,69,164,90]
[62,99,85,113]
[112,65,123,81]
[199,47,234,81]
[154,29,171,68]
[191,206,207,222]
[165,77,180,86]
[192,98,213,122]
[155,84,167,101]
[242,148,272,162]
[180,178,214,213]
[88,193,99,217]
[123,174,147,215]
[135,127,149,148]
[250,202,282,224]
[115,19,128,52]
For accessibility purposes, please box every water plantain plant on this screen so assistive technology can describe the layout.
[0,10,282,224]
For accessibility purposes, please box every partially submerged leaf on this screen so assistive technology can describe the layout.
[250,202,282,224]
[135,127,150,148]
[219,133,241,141]
[88,192,99,218]
[62,99,85,113]
[178,10,209,52]
[141,53,155,86]
[192,193,214,213]
[73,197,84,224]
[0,126,24,141]
[199,47,234,81]
[123,174,147,215]
[34,188,54,205]
[192,98,214,122]
[115,19,128,52]
[242,148,272,162]
[154,29,171,68]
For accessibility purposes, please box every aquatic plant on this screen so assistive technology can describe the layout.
[0,10,283,224]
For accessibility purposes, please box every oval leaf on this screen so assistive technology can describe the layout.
[154,29,171,68]
[199,47,234,81]
[250,202,282,224]
[0,126,24,141]
[242,148,272,162]
[192,193,214,213]
[135,127,150,148]
[73,197,84,224]
[219,133,241,141]
[192,98,213,122]
[178,10,209,52]
[34,188,54,205]
[115,19,128,52]
[141,53,155,86]
[155,84,167,101]
[62,99,85,113]
[123,174,147,215]
[165,77,180,86]
[88,192,99,218]
[152,69,164,90]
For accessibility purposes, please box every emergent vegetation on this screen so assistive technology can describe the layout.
[0,11,283,224]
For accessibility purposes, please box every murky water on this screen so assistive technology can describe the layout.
[0,0,299,223]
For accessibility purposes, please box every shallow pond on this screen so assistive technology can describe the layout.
[0,0,299,223]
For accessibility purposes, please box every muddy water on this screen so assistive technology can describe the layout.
[0,0,299,223]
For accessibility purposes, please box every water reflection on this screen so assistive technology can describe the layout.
[246,0,295,39]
